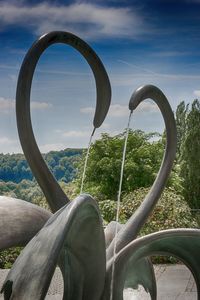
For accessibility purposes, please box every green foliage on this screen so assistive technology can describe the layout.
[99,200,117,224]
[77,130,164,199]
[60,181,79,200]
[0,179,81,211]
[179,99,200,208]
[99,188,198,231]
[175,101,189,158]
[0,148,82,184]
[99,187,197,263]
[121,187,198,233]
[0,247,23,269]
[44,149,82,183]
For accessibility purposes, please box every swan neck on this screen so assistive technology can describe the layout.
[106,86,177,260]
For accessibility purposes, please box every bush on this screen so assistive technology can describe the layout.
[0,247,23,269]
[99,187,198,230]
[99,200,117,224]
[100,188,198,263]
[121,187,198,234]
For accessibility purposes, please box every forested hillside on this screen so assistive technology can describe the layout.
[0,148,82,183]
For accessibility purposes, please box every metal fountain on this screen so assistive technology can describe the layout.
[0,31,200,300]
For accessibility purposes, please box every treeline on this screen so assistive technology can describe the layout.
[0,148,82,184]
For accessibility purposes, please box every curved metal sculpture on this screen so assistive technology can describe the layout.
[16,31,111,213]
[1,33,200,299]
[105,229,200,300]
[105,84,177,299]
[0,196,51,250]
[106,85,177,258]
[0,31,111,251]
[2,195,106,300]
[0,31,111,296]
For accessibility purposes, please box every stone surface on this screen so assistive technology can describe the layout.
[124,264,197,300]
[0,264,197,299]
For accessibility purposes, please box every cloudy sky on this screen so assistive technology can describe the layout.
[0,0,199,153]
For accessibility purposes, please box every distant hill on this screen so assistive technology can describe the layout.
[0,148,83,183]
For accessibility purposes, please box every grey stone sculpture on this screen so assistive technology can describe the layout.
[16,30,111,213]
[0,31,112,299]
[0,196,51,250]
[1,32,200,300]
[0,31,111,250]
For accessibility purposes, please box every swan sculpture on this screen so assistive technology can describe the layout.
[0,31,111,252]
[2,80,200,300]
[1,31,200,299]
[0,196,51,250]
[0,31,111,298]
[16,30,111,213]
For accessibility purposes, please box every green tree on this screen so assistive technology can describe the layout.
[0,149,82,184]
[77,130,164,199]
[180,99,200,208]
[175,101,189,158]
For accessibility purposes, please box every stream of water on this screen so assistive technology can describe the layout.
[109,111,133,300]
[80,128,95,194]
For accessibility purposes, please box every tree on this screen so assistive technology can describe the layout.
[0,149,82,184]
[77,130,164,199]
[180,99,200,208]
[175,101,189,158]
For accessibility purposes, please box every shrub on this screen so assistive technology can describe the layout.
[100,188,198,263]
[121,187,198,234]
[99,187,198,230]
[99,200,117,224]
[0,247,23,269]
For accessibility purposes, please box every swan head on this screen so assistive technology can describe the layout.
[129,84,158,112]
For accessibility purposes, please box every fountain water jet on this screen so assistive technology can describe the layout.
[110,111,132,300]
[80,128,96,194]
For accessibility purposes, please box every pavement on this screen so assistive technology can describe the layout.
[0,264,197,299]
[124,264,197,300]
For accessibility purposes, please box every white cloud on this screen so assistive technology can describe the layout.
[40,143,66,153]
[101,122,110,129]
[0,137,17,145]
[108,103,158,116]
[62,130,90,138]
[135,101,159,113]
[194,90,200,97]
[0,2,145,39]
[81,102,158,118]
[80,106,94,114]
[0,136,20,153]
[108,104,129,117]
[0,97,52,113]
[31,101,52,110]
[81,104,129,117]
[0,97,14,113]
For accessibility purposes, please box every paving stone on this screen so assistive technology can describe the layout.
[0,264,197,299]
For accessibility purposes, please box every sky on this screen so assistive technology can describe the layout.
[0,0,200,153]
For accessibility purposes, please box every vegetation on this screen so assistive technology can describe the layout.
[99,187,197,229]
[77,130,164,199]
[175,101,189,158]
[0,148,82,184]
[177,99,200,208]
[0,247,22,269]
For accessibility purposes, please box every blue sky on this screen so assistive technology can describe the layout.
[0,0,200,153]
